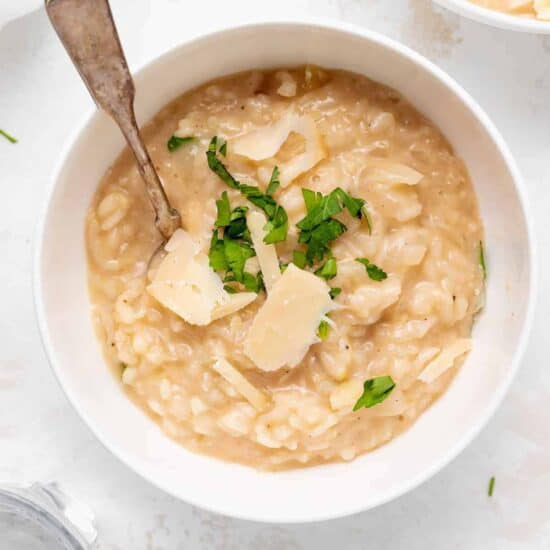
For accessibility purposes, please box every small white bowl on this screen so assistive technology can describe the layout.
[434,0,550,33]
[34,20,536,523]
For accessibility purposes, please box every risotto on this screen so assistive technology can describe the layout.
[86,67,485,470]
[468,0,550,19]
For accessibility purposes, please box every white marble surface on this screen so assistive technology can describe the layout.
[1,1,549,548]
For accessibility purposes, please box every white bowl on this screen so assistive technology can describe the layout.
[434,0,550,33]
[34,20,536,523]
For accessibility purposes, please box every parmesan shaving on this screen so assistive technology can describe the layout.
[231,114,326,187]
[418,338,472,383]
[148,229,256,325]
[245,264,333,371]
[363,160,424,186]
[212,358,268,411]
[247,210,281,292]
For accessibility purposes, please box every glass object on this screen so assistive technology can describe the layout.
[0,482,97,549]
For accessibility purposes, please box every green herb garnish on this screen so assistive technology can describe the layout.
[207,138,288,243]
[296,187,368,265]
[207,137,240,189]
[315,257,337,280]
[318,320,330,341]
[223,284,238,294]
[0,128,17,144]
[266,166,280,195]
[215,191,231,227]
[219,138,227,157]
[223,237,255,282]
[167,135,195,152]
[488,476,495,497]
[329,287,342,299]
[356,258,387,281]
[243,271,264,293]
[292,250,307,269]
[479,240,487,280]
[353,376,395,411]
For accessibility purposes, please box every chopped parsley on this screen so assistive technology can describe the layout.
[209,192,260,291]
[266,166,280,195]
[329,287,342,299]
[215,191,231,228]
[353,376,395,411]
[488,476,495,497]
[223,284,238,294]
[167,135,195,151]
[318,320,330,341]
[0,128,17,144]
[296,187,369,265]
[292,250,307,269]
[315,257,337,280]
[356,258,387,281]
[479,240,487,280]
[219,138,227,157]
[206,137,288,243]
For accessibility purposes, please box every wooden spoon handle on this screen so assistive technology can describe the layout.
[46,0,181,239]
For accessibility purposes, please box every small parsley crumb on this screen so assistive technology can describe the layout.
[223,285,238,294]
[356,258,387,281]
[318,320,330,341]
[479,240,487,280]
[329,287,342,299]
[488,476,495,497]
[293,250,307,269]
[315,257,337,280]
[266,166,280,195]
[0,128,17,144]
[353,376,395,411]
[219,139,227,157]
[167,135,195,152]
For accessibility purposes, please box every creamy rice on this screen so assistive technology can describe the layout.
[86,67,484,470]
[469,0,549,19]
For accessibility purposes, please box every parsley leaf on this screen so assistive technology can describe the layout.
[315,257,337,280]
[207,137,240,189]
[329,287,342,299]
[225,206,250,240]
[488,476,495,497]
[263,206,288,244]
[302,188,323,213]
[301,219,346,264]
[353,376,395,411]
[219,138,227,157]
[224,284,238,294]
[334,187,364,218]
[318,320,330,341]
[297,189,342,231]
[209,232,229,272]
[479,240,487,280]
[167,135,195,152]
[223,237,255,282]
[243,271,264,293]
[0,128,17,144]
[293,250,307,269]
[356,258,387,281]
[215,191,231,228]
[266,166,280,195]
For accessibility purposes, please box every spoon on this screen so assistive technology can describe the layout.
[45,0,181,240]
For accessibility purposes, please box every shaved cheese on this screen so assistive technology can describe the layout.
[418,338,472,383]
[211,292,257,321]
[147,230,256,325]
[535,0,550,19]
[247,210,281,292]
[231,114,326,187]
[212,358,268,411]
[363,160,423,186]
[245,264,333,371]
[329,378,364,411]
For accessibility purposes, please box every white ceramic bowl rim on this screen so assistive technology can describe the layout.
[434,0,550,33]
[34,18,537,523]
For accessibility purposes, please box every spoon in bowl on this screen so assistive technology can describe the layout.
[45,0,181,241]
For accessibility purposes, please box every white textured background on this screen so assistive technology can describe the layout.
[1,1,549,548]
